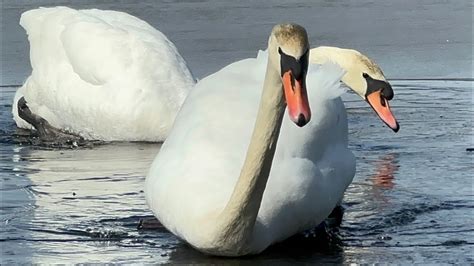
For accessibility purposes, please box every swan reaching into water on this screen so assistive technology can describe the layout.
[310,46,398,131]
[12,7,398,142]
[145,23,371,256]
[12,7,195,142]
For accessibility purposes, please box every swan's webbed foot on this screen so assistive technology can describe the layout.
[17,96,83,143]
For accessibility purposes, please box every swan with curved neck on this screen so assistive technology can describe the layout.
[310,46,399,131]
[146,23,311,256]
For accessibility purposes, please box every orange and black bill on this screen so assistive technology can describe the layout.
[279,48,311,127]
[366,90,399,132]
[363,73,400,132]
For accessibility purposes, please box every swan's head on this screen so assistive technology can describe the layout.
[268,24,311,127]
[330,48,399,132]
[362,71,399,132]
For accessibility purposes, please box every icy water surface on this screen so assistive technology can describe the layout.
[1,80,472,264]
[1,0,473,264]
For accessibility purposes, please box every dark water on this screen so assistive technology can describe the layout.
[1,0,473,264]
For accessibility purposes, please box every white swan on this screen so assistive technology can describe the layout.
[12,7,194,142]
[146,23,361,256]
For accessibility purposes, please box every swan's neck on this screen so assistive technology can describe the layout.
[310,46,385,97]
[213,61,285,255]
[310,46,352,68]
[310,46,359,85]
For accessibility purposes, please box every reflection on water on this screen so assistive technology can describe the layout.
[370,154,398,190]
[368,153,399,206]
[1,79,473,264]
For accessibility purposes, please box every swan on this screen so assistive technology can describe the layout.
[12,6,195,142]
[12,7,398,142]
[145,23,393,256]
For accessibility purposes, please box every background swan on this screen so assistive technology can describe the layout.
[12,7,194,142]
[146,24,358,256]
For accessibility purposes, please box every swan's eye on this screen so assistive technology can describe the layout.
[278,47,283,55]
[363,73,369,78]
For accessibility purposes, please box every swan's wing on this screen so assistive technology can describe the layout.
[20,7,193,87]
[60,16,134,86]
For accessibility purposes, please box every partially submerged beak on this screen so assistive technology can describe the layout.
[282,71,311,127]
[366,90,400,132]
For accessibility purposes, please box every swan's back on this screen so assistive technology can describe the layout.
[13,7,195,141]
[146,51,355,252]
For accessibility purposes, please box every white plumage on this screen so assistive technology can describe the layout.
[145,50,355,253]
[12,7,195,141]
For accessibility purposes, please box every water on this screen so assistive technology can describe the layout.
[1,0,473,264]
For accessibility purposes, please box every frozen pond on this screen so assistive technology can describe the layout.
[1,0,473,264]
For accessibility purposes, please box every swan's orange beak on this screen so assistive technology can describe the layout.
[282,70,311,127]
[366,90,399,132]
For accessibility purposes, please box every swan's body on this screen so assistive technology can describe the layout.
[146,25,356,255]
[12,7,194,141]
